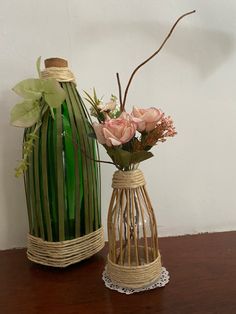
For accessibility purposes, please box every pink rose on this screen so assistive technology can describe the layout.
[132,106,163,132]
[93,112,136,147]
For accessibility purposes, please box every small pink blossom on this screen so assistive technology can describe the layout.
[131,107,163,132]
[160,115,177,137]
[93,112,137,147]
[97,100,116,112]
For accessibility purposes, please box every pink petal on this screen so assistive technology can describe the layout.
[109,137,122,146]
[132,106,142,118]
[137,121,146,132]
[120,128,131,143]
[93,123,106,144]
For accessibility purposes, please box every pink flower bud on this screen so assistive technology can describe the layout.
[132,106,163,132]
[93,112,137,147]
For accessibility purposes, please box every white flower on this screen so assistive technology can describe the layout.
[97,101,117,112]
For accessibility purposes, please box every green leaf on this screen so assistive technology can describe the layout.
[49,107,55,119]
[42,79,66,108]
[83,90,96,106]
[10,99,41,127]
[106,147,131,168]
[12,79,43,100]
[130,150,153,164]
[36,56,41,77]
[93,87,98,103]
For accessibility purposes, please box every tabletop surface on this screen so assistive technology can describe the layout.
[0,231,235,314]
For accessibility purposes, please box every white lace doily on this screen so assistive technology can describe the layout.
[102,266,170,295]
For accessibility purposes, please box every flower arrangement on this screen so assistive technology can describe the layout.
[84,11,195,171]
[85,90,176,170]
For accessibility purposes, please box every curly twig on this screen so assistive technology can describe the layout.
[121,10,196,109]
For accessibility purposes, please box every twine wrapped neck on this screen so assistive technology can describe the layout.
[41,66,76,83]
[112,169,146,189]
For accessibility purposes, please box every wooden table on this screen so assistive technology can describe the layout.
[0,232,235,314]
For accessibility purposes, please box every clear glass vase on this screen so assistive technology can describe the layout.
[107,169,162,288]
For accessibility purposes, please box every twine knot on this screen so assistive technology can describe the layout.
[112,169,145,189]
[41,67,76,83]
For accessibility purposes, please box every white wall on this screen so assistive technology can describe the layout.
[1,0,236,249]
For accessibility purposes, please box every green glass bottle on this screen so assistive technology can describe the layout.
[23,58,103,265]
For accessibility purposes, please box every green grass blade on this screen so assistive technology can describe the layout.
[23,128,33,234]
[70,84,98,232]
[56,104,65,241]
[47,111,58,241]
[66,84,91,234]
[62,83,81,238]
[41,111,53,241]
[33,128,45,239]
[61,100,76,239]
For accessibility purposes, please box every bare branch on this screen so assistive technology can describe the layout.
[116,72,123,111]
[122,10,196,109]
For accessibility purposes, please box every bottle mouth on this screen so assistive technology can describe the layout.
[44,57,68,68]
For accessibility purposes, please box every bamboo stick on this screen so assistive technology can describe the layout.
[119,188,125,265]
[126,189,131,266]
[107,189,116,259]
[140,186,156,260]
[136,187,149,263]
[112,189,121,262]
[131,189,139,265]
[143,185,159,254]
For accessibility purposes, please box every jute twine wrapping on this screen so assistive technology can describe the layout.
[112,169,146,189]
[107,169,162,288]
[107,251,162,289]
[41,67,76,83]
[27,227,104,267]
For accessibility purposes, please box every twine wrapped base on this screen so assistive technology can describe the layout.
[27,227,104,267]
[106,250,162,289]
[103,266,169,294]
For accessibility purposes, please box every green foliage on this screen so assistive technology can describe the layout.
[106,147,131,169]
[42,79,66,108]
[15,130,40,177]
[84,89,105,122]
[106,147,153,170]
[11,78,66,128]
[10,99,41,128]
[130,150,153,164]
[10,58,66,176]
[13,79,42,100]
